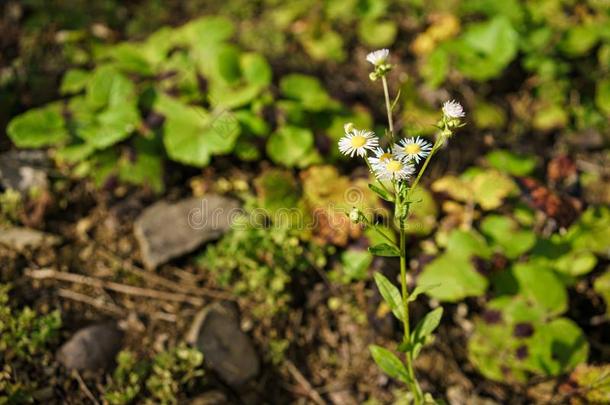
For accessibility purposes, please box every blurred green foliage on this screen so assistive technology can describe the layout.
[104,345,204,405]
[0,284,62,403]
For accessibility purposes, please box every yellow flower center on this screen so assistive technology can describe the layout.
[386,160,402,173]
[405,144,421,154]
[380,152,393,160]
[350,135,367,148]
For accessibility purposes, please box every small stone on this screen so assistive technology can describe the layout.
[186,303,259,388]
[134,195,240,269]
[57,322,123,372]
[0,227,60,251]
[0,150,49,194]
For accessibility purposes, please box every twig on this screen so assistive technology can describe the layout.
[95,243,234,300]
[72,370,100,405]
[284,360,326,405]
[57,288,125,317]
[26,268,204,306]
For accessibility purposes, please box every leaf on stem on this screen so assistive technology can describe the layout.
[373,272,404,321]
[369,345,411,384]
[411,307,443,358]
[369,243,400,257]
[368,183,394,202]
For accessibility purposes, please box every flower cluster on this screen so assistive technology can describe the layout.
[339,50,465,186]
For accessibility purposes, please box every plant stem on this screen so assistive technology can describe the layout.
[381,76,394,140]
[382,72,423,403]
[407,141,441,201]
[399,214,424,404]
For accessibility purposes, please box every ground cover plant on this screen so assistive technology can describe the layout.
[1,0,609,403]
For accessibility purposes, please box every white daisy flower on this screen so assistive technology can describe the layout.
[338,129,379,158]
[368,147,396,170]
[372,156,415,181]
[442,100,465,119]
[366,49,390,66]
[395,137,433,164]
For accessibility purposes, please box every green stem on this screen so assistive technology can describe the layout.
[381,76,394,140]
[407,140,441,201]
[398,202,423,404]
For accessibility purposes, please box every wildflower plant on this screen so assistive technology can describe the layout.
[339,49,465,403]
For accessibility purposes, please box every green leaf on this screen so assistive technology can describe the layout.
[109,43,154,75]
[544,318,589,372]
[118,137,164,193]
[453,17,519,81]
[411,307,443,358]
[7,103,68,148]
[418,252,488,302]
[480,215,536,259]
[177,16,234,46]
[486,149,536,176]
[595,78,610,116]
[368,183,394,202]
[593,270,610,316]
[368,243,400,257]
[76,104,140,149]
[559,24,600,57]
[86,65,136,110]
[60,69,91,95]
[266,126,314,167]
[241,53,272,87]
[341,249,373,282]
[358,19,397,47]
[279,74,338,111]
[404,187,438,236]
[369,345,410,384]
[513,263,567,316]
[373,272,404,321]
[421,47,449,88]
[156,94,240,167]
[299,29,346,62]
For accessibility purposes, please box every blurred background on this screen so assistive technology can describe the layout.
[1,0,609,403]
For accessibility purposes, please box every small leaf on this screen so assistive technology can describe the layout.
[408,284,441,303]
[413,307,443,342]
[368,183,394,202]
[368,243,400,257]
[266,126,315,167]
[7,103,68,148]
[60,69,91,95]
[411,307,443,358]
[374,272,404,321]
[369,345,410,384]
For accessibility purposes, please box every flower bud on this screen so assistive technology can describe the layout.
[349,207,363,224]
[344,122,355,134]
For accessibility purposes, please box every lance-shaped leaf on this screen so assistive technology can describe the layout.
[374,272,404,321]
[411,307,443,358]
[369,243,400,257]
[369,345,410,384]
[368,183,394,202]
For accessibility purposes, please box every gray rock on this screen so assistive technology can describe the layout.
[186,303,259,388]
[57,322,123,372]
[134,195,240,269]
[0,227,60,251]
[0,150,49,194]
